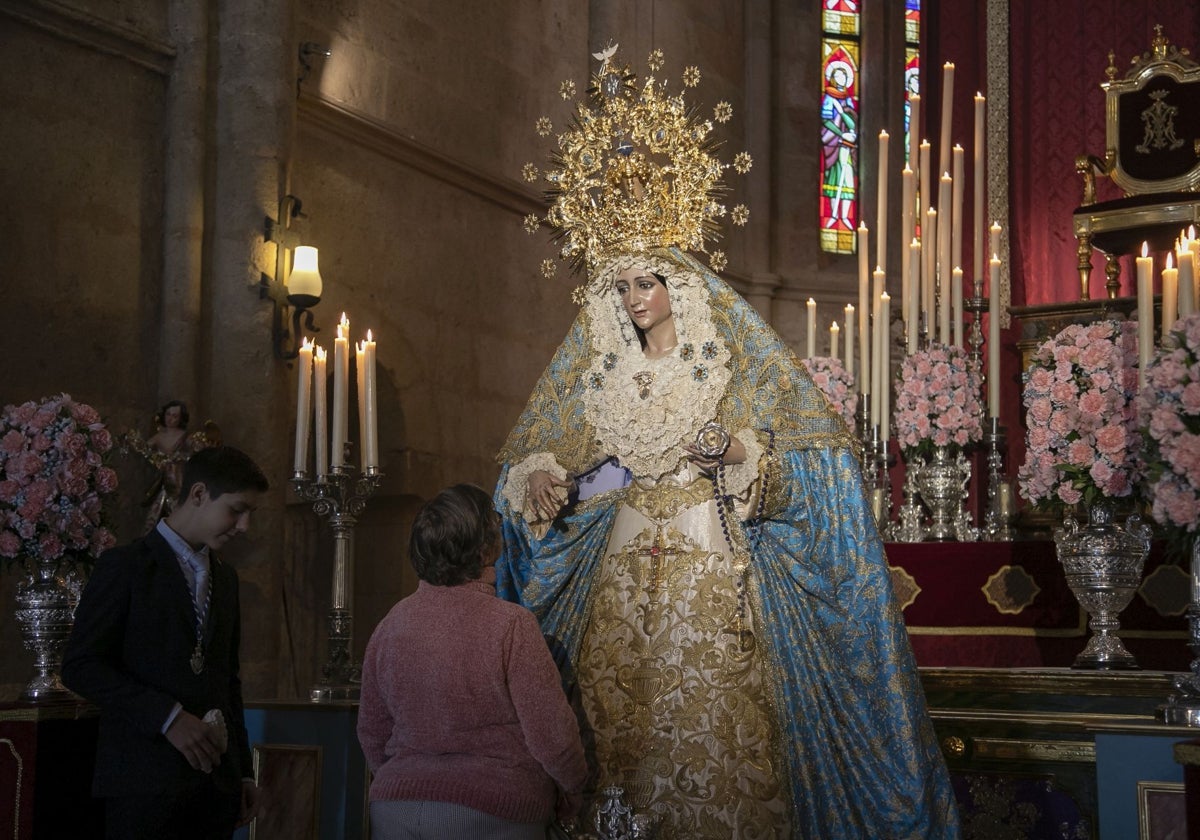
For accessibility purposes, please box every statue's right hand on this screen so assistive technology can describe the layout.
[527,469,572,521]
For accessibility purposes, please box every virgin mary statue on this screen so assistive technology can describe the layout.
[494,47,960,840]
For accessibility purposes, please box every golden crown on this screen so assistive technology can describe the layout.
[522,45,751,295]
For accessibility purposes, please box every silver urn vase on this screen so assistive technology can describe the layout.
[1054,503,1151,669]
[14,556,80,702]
[915,445,970,541]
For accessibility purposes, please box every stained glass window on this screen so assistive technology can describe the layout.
[904,0,921,167]
[819,1,861,254]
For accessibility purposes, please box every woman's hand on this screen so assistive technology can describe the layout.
[684,435,746,470]
[527,469,573,521]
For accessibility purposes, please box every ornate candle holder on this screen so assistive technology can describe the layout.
[855,399,873,477]
[982,418,1015,541]
[292,464,383,702]
[888,458,926,542]
[1158,543,1200,726]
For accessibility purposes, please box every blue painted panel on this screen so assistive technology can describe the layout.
[1096,732,1185,840]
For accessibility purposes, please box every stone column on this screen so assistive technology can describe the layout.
[157,0,209,407]
[206,0,294,698]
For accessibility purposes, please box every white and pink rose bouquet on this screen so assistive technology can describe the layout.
[892,343,983,458]
[801,356,857,431]
[1138,312,1200,558]
[0,394,119,565]
[1018,319,1141,509]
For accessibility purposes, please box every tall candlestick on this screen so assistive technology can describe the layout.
[330,313,350,469]
[952,145,965,277]
[938,173,953,344]
[1179,237,1196,318]
[858,224,871,395]
[908,238,921,354]
[924,208,938,343]
[973,93,986,287]
[313,346,328,478]
[830,320,840,359]
[806,298,817,360]
[844,304,856,378]
[880,292,892,444]
[1136,243,1154,390]
[364,330,378,470]
[938,62,955,177]
[988,255,1001,416]
[876,130,889,271]
[989,221,1002,262]
[293,338,314,474]
[1163,251,1178,336]
[952,266,964,349]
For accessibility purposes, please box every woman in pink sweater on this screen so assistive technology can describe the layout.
[357,484,587,840]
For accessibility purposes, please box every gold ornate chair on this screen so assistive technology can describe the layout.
[1074,25,1200,299]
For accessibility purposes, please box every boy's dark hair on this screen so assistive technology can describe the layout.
[177,446,270,504]
[409,484,499,587]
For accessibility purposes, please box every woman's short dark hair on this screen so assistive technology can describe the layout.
[409,484,499,586]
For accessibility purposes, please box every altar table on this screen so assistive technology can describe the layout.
[886,540,1191,670]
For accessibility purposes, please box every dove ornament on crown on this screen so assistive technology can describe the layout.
[523,43,752,297]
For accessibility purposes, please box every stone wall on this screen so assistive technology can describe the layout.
[0,0,862,700]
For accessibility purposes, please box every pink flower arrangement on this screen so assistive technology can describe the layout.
[1138,312,1200,556]
[801,356,858,430]
[892,343,983,457]
[1018,319,1141,508]
[0,394,118,564]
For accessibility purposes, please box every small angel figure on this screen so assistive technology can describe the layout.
[122,401,221,531]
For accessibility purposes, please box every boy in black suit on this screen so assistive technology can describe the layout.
[63,446,269,840]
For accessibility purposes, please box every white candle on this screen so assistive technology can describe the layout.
[952,266,964,349]
[356,339,367,469]
[880,292,891,444]
[938,173,953,343]
[1136,243,1153,391]
[293,338,313,474]
[872,287,884,425]
[331,313,350,469]
[919,141,932,232]
[830,321,840,359]
[990,221,1002,262]
[858,223,871,395]
[974,93,986,288]
[952,145,965,280]
[1162,251,1178,336]
[908,238,921,354]
[909,94,921,174]
[876,130,889,271]
[1179,238,1196,318]
[901,167,914,341]
[988,255,1001,417]
[806,298,817,359]
[313,346,328,478]
[364,330,378,470]
[939,62,955,178]
[844,304,855,378]
[924,208,938,343]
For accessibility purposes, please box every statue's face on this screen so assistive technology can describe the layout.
[614,266,671,333]
[164,405,183,428]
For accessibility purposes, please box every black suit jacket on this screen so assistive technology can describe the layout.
[62,529,253,798]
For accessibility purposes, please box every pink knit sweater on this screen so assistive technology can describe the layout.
[357,579,588,824]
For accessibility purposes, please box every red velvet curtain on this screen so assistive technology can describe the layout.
[921,1,1200,507]
[931,0,1200,308]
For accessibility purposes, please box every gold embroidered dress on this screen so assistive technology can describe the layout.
[495,250,961,839]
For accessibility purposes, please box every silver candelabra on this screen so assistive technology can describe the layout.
[292,464,382,702]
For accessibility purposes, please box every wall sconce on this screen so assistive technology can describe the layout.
[260,194,322,360]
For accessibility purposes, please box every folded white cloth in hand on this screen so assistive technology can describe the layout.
[203,708,228,753]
